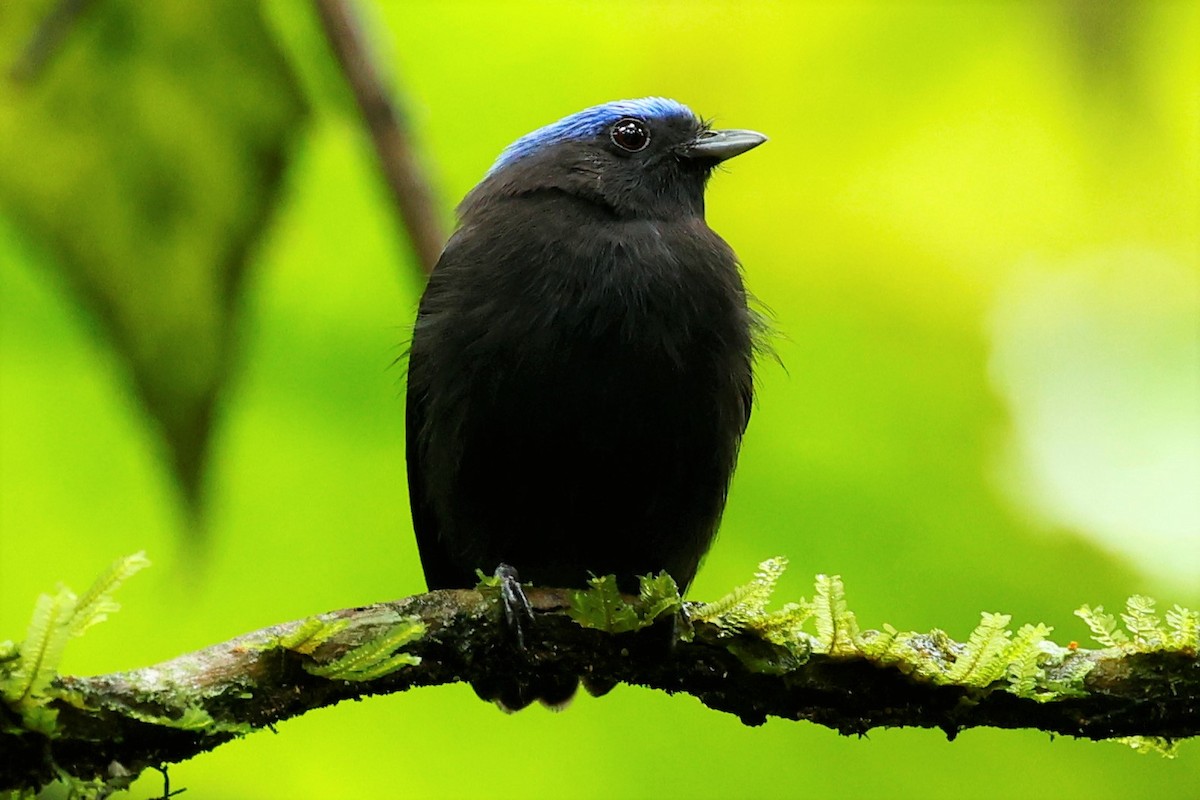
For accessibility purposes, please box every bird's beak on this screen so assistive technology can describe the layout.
[678,128,767,163]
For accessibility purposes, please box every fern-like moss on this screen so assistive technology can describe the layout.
[946,612,1014,685]
[1076,596,1198,654]
[1,553,149,738]
[124,703,219,732]
[304,618,425,681]
[676,558,1191,756]
[69,551,150,637]
[811,574,859,656]
[568,575,642,633]
[749,601,815,647]
[279,617,350,655]
[692,557,788,633]
[3,587,76,708]
[638,572,683,622]
[1166,605,1200,650]
[5,557,150,797]
[858,623,902,662]
[1116,736,1181,758]
[566,572,682,633]
[1121,595,1167,650]
[1004,624,1054,699]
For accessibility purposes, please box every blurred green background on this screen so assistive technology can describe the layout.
[1,1,1197,797]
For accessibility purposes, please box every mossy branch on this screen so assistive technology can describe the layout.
[1,560,1197,796]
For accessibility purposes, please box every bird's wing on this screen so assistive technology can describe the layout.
[405,347,432,572]
[740,378,754,436]
[405,338,461,590]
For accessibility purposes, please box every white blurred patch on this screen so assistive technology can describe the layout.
[988,248,1200,587]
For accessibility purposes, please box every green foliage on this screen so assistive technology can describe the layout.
[946,612,1017,686]
[567,572,682,634]
[811,574,859,656]
[303,618,425,682]
[1166,605,1200,650]
[858,623,902,661]
[474,569,503,590]
[1076,597,1199,653]
[1116,737,1182,759]
[748,602,815,647]
[278,617,350,655]
[2,588,75,711]
[124,702,220,733]
[1004,623,1055,699]
[568,575,637,633]
[0,0,307,509]
[692,557,788,630]
[1121,595,1166,649]
[1073,604,1130,649]
[1038,648,1098,701]
[1,552,149,735]
[637,572,684,623]
[69,551,152,637]
[822,595,1065,701]
[691,558,817,653]
[685,558,1190,753]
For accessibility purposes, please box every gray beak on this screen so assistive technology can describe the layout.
[679,128,767,162]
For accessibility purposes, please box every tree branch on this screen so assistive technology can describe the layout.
[314,0,446,274]
[2,587,1196,794]
[8,0,98,84]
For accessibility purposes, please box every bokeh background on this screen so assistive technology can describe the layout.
[1,1,1197,797]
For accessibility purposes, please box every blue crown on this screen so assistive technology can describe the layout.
[489,97,696,175]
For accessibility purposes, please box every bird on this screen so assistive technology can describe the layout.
[406,97,766,605]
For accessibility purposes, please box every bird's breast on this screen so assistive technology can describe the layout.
[529,217,737,346]
[426,199,750,395]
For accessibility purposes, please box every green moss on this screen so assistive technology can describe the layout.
[579,557,1194,755]
[0,552,149,736]
[566,572,682,634]
[302,618,425,682]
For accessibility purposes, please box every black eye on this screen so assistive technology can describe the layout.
[610,118,650,152]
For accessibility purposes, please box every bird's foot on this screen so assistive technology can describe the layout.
[473,563,578,712]
[671,602,694,647]
[494,563,534,650]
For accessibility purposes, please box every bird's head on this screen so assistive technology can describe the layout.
[465,97,766,220]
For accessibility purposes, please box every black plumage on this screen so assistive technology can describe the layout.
[406,98,765,596]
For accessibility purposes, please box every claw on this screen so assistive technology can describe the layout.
[495,563,534,649]
[474,564,578,711]
[671,603,693,647]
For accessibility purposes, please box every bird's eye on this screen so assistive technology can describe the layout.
[610,118,650,152]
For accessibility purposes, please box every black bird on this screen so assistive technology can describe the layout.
[406,97,765,600]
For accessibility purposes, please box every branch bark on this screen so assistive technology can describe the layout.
[314,0,447,274]
[2,588,1197,794]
